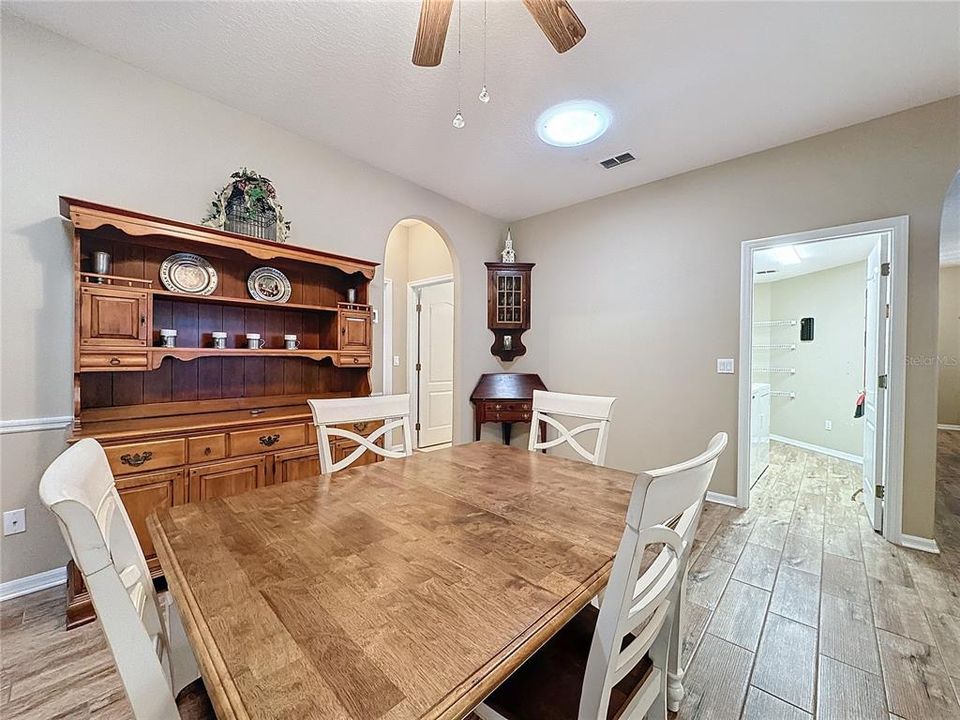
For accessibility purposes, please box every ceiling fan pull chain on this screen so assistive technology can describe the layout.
[452,0,465,128]
[479,0,490,103]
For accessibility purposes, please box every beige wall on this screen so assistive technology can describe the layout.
[512,97,960,540]
[384,222,453,395]
[0,16,505,583]
[939,265,960,425]
[762,262,867,457]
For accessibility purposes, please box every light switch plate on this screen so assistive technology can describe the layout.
[717,358,735,374]
[3,509,25,536]
[825,420,832,431]
[393,355,401,367]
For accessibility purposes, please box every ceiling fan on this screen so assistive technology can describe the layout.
[412,0,586,67]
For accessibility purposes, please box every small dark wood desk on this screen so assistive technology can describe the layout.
[470,373,548,447]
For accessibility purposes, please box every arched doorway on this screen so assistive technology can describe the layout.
[383,219,457,450]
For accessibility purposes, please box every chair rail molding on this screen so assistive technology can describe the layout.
[0,416,73,435]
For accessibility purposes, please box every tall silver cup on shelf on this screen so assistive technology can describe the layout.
[92,251,111,283]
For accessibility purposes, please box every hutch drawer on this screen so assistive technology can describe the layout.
[228,423,305,456]
[188,434,227,463]
[79,351,149,371]
[104,438,186,476]
[339,353,372,367]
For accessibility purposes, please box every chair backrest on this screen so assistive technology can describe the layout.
[308,394,414,474]
[579,432,728,720]
[39,438,180,720]
[528,390,617,465]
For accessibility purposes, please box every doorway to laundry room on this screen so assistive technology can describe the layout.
[738,218,908,540]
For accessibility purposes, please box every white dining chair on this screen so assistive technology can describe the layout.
[475,432,728,720]
[528,390,617,465]
[308,393,414,474]
[38,438,212,720]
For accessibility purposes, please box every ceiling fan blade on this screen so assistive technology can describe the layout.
[521,0,586,53]
[412,0,454,67]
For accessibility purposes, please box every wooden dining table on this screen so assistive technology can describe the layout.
[148,442,640,720]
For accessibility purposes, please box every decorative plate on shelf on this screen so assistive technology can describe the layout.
[159,253,218,295]
[247,267,292,303]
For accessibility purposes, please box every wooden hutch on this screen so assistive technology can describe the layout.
[61,197,379,627]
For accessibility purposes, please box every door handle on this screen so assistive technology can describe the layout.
[120,451,153,467]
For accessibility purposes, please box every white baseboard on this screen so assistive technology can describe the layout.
[705,491,738,507]
[938,424,960,432]
[769,434,863,464]
[0,566,67,602]
[898,534,941,555]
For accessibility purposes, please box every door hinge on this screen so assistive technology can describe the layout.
[881,262,891,276]
[885,303,890,319]
[415,422,421,431]
[415,362,422,372]
[875,485,885,499]
[416,303,422,313]
[878,374,888,389]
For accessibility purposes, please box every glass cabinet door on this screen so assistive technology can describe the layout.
[495,272,523,325]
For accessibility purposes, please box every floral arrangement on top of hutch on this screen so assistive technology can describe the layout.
[61,196,378,627]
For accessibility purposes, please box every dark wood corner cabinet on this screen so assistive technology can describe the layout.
[485,262,534,361]
[61,197,382,628]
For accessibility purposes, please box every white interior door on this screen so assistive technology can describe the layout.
[862,237,890,530]
[416,281,454,447]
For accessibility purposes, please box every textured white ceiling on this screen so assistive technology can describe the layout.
[7,1,960,221]
[755,234,878,283]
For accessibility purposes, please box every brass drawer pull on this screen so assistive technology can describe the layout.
[259,434,281,447]
[522,413,530,421]
[120,451,153,467]
[203,447,212,456]
[109,357,121,366]
[353,356,360,363]
[494,403,502,410]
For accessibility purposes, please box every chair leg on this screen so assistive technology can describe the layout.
[666,575,686,712]
[163,592,200,696]
[647,609,672,720]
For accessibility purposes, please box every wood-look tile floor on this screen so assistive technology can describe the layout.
[3,435,959,719]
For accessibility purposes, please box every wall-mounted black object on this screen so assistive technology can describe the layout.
[801,317,815,342]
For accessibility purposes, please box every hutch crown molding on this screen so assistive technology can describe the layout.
[61,196,381,627]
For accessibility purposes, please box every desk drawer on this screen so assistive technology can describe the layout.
[486,401,531,413]
[229,424,305,456]
[104,438,186,476]
[490,411,532,423]
[339,353,372,367]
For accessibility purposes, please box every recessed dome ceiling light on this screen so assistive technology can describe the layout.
[536,101,612,147]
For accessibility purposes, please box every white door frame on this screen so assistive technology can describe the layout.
[407,274,455,450]
[737,216,909,546]
[382,278,393,395]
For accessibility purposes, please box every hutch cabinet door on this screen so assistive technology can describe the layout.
[80,287,149,347]
[188,457,265,502]
[272,446,321,484]
[490,270,527,328]
[114,469,186,572]
[339,310,372,351]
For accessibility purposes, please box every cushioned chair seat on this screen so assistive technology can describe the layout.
[176,679,216,720]
[483,605,653,720]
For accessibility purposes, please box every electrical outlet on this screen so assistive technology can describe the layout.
[3,509,25,536]
[717,358,735,374]
[825,420,833,431]
[393,355,401,367]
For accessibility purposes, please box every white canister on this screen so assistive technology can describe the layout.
[211,331,227,350]
[283,334,300,350]
[159,329,177,348]
[246,333,265,350]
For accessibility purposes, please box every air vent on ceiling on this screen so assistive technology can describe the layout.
[599,152,635,169]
